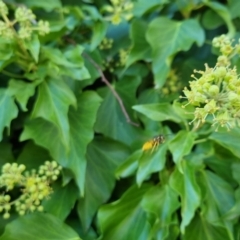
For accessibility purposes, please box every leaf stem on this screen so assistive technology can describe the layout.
[83,52,139,127]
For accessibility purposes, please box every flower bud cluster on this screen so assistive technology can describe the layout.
[103,0,133,25]
[0,1,50,40]
[99,38,114,50]
[162,69,182,95]
[181,55,240,131]
[0,161,61,219]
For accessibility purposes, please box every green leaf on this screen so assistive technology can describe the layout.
[133,0,168,17]
[132,103,181,123]
[24,34,40,62]
[17,141,51,169]
[17,0,62,11]
[77,137,130,231]
[43,182,79,221]
[168,130,196,167]
[170,161,201,233]
[201,170,235,240]
[204,1,235,36]
[0,39,14,70]
[21,91,102,196]
[95,76,141,145]
[116,149,142,178]
[125,19,151,67]
[146,17,204,87]
[0,213,81,240]
[98,184,151,240]
[228,0,240,18]
[43,46,90,80]
[137,144,167,186]
[184,214,231,240]
[209,130,240,158]
[0,142,15,165]
[7,79,37,111]
[142,184,180,240]
[32,78,76,148]
[90,21,108,51]
[0,89,18,141]
[202,170,235,219]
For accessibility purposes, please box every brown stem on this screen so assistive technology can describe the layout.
[83,53,139,127]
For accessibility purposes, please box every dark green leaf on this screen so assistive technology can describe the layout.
[170,161,201,233]
[24,34,40,63]
[77,137,130,231]
[132,103,181,123]
[32,78,76,148]
[126,19,151,67]
[184,214,231,240]
[142,184,180,240]
[168,130,196,167]
[15,0,62,11]
[0,142,15,165]
[133,0,168,16]
[7,79,37,111]
[98,184,151,240]
[0,89,18,141]
[17,141,51,169]
[95,76,141,145]
[21,91,102,196]
[209,130,240,158]
[44,182,79,221]
[115,150,142,178]
[137,144,167,186]
[204,1,235,36]
[0,213,81,240]
[90,21,108,51]
[146,17,204,87]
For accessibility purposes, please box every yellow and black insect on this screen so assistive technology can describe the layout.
[142,134,166,153]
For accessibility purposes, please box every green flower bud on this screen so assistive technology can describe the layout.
[209,85,219,95]
[0,1,8,16]
[3,212,10,219]
[214,67,227,78]
[228,92,239,102]
[4,204,11,211]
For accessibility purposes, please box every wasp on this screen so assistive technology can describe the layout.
[142,134,166,153]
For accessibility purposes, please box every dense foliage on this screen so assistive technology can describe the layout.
[0,0,240,239]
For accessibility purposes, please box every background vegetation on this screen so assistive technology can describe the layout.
[0,0,240,239]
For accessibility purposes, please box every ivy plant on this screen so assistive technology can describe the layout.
[0,0,240,240]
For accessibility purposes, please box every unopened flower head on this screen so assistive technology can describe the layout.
[181,42,240,131]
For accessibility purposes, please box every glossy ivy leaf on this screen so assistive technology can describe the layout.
[43,182,79,221]
[90,21,108,51]
[125,19,151,68]
[170,161,201,233]
[183,214,231,240]
[17,141,51,169]
[209,130,240,158]
[146,17,204,87]
[32,77,76,148]
[0,89,18,141]
[133,0,168,17]
[0,142,15,165]
[168,130,196,168]
[17,0,62,11]
[7,79,37,111]
[228,0,240,18]
[77,137,130,231]
[97,184,152,240]
[95,76,141,145]
[204,1,235,36]
[137,144,168,186]
[115,149,142,178]
[0,213,81,240]
[132,103,181,123]
[21,91,102,196]
[42,46,90,80]
[142,184,180,240]
[0,38,14,70]
[23,34,40,63]
[201,170,235,221]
